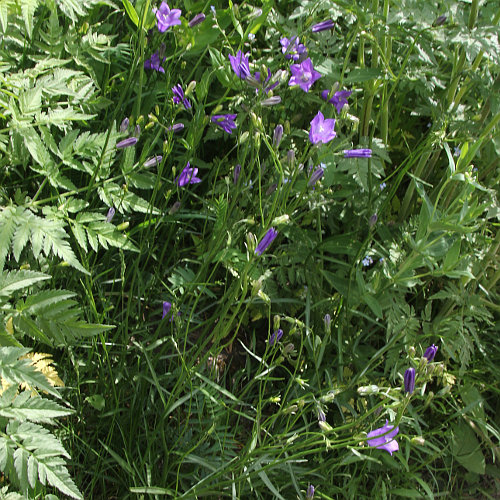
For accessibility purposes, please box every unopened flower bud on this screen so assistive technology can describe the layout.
[283,404,298,414]
[287,149,295,166]
[266,183,277,195]
[261,96,281,106]
[273,124,283,148]
[188,13,206,27]
[408,346,416,357]
[272,214,289,225]
[324,313,331,333]
[233,164,241,184]
[106,207,115,223]
[411,436,426,446]
[134,124,141,137]
[185,80,197,96]
[120,117,129,132]
[283,343,295,355]
[246,232,257,254]
[357,385,379,396]
[433,15,447,26]
[116,221,129,231]
[306,484,315,500]
[169,201,181,214]
[318,420,333,432]
[273,315,280,330]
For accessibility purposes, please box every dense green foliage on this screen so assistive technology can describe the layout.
[0,0,499,497]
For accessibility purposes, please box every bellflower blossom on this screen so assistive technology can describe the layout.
[154,2,181,33]
[309,111,336,144]
[289,58,321,93]
[144,52,165,73]
[176,162,201,186]
[233,164,241,184]
[312,19,335,32]
[255,228,278,256]
[269,329,283,346]
[321,89,352,113]
[172,84,191,109]
[211,114,237,134]
[228,50,251,79]
[162,301,172,319]
[404,367,416,394]
[280,36,307,61]
[423,344,438,361]
[367,420,399,455]
[362,256,373,266]
[344,149,372,158]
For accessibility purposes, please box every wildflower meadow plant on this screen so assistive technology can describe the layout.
[11,1,498,498]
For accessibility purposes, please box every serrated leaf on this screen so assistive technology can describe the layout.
[0,347,58,397]
[0,391,71,423]
[0,271,51,297]
[0,207,17,270]
[20,0,40,37]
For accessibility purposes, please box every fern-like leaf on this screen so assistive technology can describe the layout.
[4,421,83,499]
[0,388,71,423]
[0,348,59,398]
[0,270,50,297]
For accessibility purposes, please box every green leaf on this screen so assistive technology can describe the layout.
[0,271,51,297]
[122,0,139,26]
[0,347,59,397]
[451,420,485,474]
[0,391,72,423]
[20,0,40,37]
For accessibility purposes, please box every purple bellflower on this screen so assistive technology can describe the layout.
[367,420,399,455]
[255,228,278,256]
[116,137,138,149]
[176,162,201,186]
[308,166,324,186]
[172,84,191,109]
[344,149,372,158]
[188,13,205,27]
[404,367,416,394]
[321,89,352,113]
[309,111,336,145]
[312,19,335,32]
[423,344,438,361]
[269,328,283,346]
[211,114,237,134]
[228,50,251,79]
[154,2,181,33]
[162,301,172,319]
[144,52,165,73]
[289,58,321,93]
[280,36,307,61]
